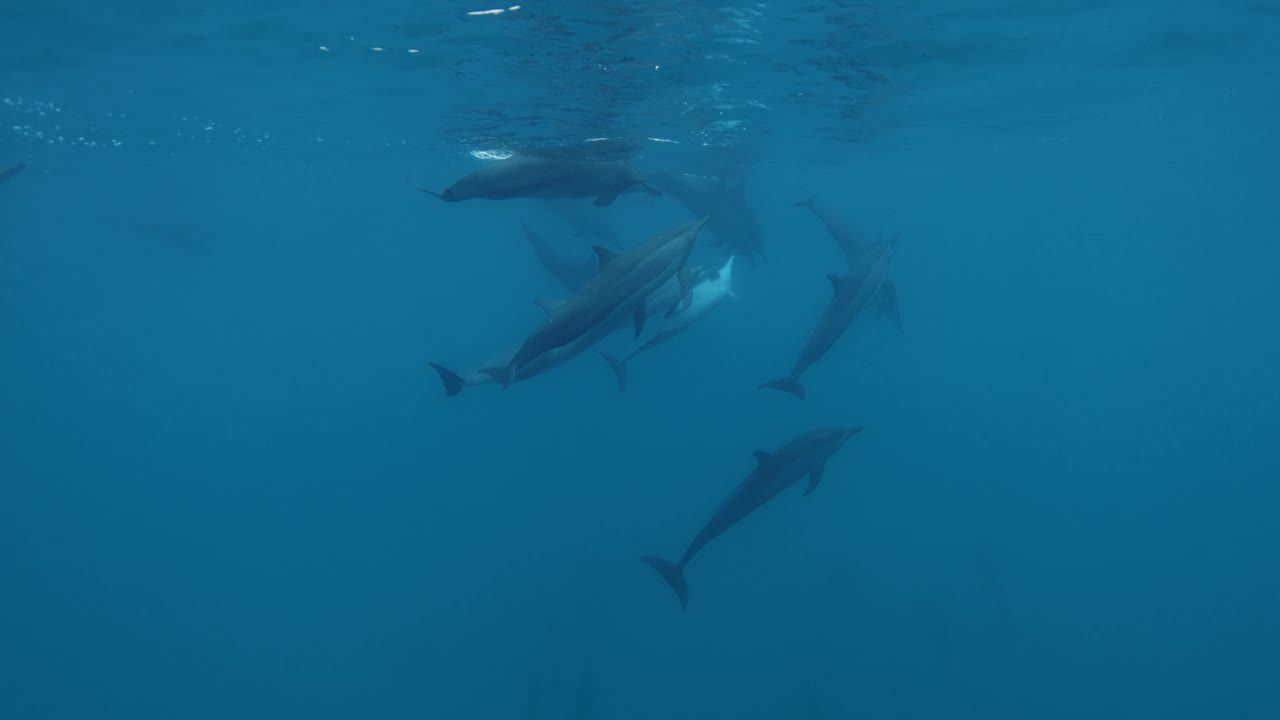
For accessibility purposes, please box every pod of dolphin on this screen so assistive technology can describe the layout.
[417,149,900,608]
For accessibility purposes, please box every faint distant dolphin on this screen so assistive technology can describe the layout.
[540,198,620,247]
[417,153,660,206]
[795,198,902,332]
[759,238,895,399]
[522,222,597,292]
[598,254,737,391]
[482,217,707,387]
[0,163,26,186]
[651,170,765,263]
[642,427,863,609]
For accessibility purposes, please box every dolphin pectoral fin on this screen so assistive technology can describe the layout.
[805,464,825,496]
[793,197,815,210]
[591,245,620,268]
[428,363,466,397]
[875,278,904,334]
[479,365,514,388]
[640,182,663,197]
[758,376,806,400]
[827,273,849,295]
[408,178,446,200]
[597,351,628,392]
[633,303,646,338]
[664,266,696,319]
[533,297,565,316]
[592,193,618,207]
[641,556,688,609]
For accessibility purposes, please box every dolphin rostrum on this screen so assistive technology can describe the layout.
[652,170,765,263]
[642,427,863,609]
[417,153,660,206]
[0,163,26,186]
[522,222,598,292]
[759,238,895,400]
[480,217,708,387]
[598,254,738,391]
[795,198,902,332]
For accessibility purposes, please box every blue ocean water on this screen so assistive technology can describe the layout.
[2,1,1278,718]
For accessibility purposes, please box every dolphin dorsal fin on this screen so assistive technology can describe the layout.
[752,450,772,465]
[533,298,565,316]
[592,245,621,268]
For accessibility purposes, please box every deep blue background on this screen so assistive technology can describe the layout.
[2,2,1278,718]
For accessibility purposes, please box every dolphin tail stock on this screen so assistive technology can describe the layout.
[758,376,806,400]
[597,351,628,392]
[479,364,516,388]
[428,362,467,397]
[641,556,689,609]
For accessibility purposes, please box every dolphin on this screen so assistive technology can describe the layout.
[795,198,902,332]
[482,217,707,387]
[540,198,620,247]
[642,427,864,609]
[598,254,738,391]
[0,163,26,186]
[417,153,660,206]
[759,238,895,399]
[651,170,765,263]
[428,273,685,396]
[522,222,597,292]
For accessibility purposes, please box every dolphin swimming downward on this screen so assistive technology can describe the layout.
[795,198,902,332]
[758,238,896,400]
[643,427,863,609]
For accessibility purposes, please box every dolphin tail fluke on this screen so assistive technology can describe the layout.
[758,376,806,400]
[597,351,628,392]
[641,556,688,609]
[428,363,466,397]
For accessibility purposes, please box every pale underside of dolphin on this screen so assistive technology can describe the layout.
[597,254,738,391]
[642,427,863,609]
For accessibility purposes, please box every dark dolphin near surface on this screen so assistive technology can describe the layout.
[795,198,902,332]
[598,254,737,391]
[481,217,707,387]
[651,170,765,263]
[0,163,26,186]
[417,153,660,206]
[523,222,597,292]
[642,427,863,609]
[759,238,896,399]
